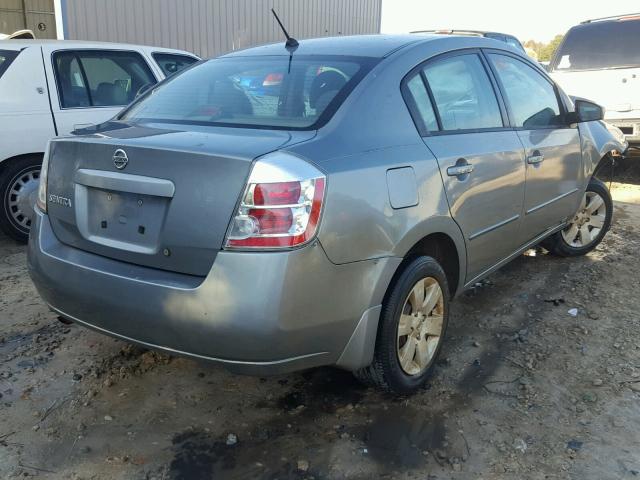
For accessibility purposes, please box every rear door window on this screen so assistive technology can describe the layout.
[403,73,439,133]
[0,49,19,78]
[53,50,157,108]
[152,53,198,77]
[488,53,563,128]
[422,54,503,131]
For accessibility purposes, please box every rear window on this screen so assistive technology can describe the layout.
[152,53,198,77]
[121,55,375,130]
[552,19,640,71]
[0,49,19,78]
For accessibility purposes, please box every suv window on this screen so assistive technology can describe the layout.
[54,50,156,108]
[152,53,198,77]
[552,19,640,71]
[422,54,503,131]
[0,50,19,78]
[489,54,563,128]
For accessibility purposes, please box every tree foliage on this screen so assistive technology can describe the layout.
[524,34,564,62]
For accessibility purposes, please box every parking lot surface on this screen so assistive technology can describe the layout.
[1,167,640,479]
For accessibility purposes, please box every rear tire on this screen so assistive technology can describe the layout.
[0,156,42,243]
[544,177,612,257]
[354,256,449,395]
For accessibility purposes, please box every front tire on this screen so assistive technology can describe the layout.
[355,256,449,395]
[0,156,42,243]
[544,177,612,257]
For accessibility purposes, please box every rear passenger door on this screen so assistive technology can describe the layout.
[42,48,158,134]
[486,52,582,245]
[404,50,527,282]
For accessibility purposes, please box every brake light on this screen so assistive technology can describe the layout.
[225,153,326,249]
[36,141,52,213]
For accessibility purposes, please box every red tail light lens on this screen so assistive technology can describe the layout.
[225,153,326,250]
[254,181,301,206]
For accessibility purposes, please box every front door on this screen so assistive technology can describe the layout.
[486,52,583,243]
[41,47,158,134]
[404,51,527,282]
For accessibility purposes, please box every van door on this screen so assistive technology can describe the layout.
[42,47,159,134]
[486,52,582,244]
[404,51,527,282]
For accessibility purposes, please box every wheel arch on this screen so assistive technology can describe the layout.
[389,216,467,299]
[0,152,45,172]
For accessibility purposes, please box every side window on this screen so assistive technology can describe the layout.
[423,54,503,131]
[152,53,198,77]
[54,52,90,107]
[0,50,19,78]
[488,54,563,128]
[405,74,439,133]
[54,50,156,108]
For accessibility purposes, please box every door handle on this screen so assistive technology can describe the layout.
[447,164,474,177]
[527,154,545,165]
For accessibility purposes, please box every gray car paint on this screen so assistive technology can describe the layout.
[28,34,624,374]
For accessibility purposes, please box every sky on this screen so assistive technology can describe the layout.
[381,0,640,43]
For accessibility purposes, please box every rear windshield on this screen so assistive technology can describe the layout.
[552,19,640,71]
[121,55,375,130]
[0,49,19,78]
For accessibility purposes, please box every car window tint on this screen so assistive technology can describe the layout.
[489,54,562,128]
[77,51,156,106]
[152,53,198,77]
[423,54,503,131]
[54,50,156,108]
[0,49,19,78]
[54,51,91,108]
[122,56,373,130]
[406,74,439,132]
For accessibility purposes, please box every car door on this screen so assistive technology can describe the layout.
[404,51,527,282]
[486,52,583,244]
[42,47,158,134]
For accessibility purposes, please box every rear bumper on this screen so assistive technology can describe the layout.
[27,210,398,374]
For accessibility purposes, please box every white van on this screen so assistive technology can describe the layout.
[0,40,198,241]
[549,14,640,145]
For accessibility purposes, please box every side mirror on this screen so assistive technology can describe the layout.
[568,99,604,124]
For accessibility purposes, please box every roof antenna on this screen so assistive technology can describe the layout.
[271,8,299,50]
[271,8,298,74]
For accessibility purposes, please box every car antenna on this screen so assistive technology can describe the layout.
[271,8,298,73]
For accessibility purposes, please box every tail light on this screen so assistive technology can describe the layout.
[36,141,52,213]
[225,152,326,249]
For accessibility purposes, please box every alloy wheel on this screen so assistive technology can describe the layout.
[396,276,445,376]
[561,191,607,248]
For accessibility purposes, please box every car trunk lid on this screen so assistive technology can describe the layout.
[46,122,314,276]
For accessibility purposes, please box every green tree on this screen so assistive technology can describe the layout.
[538,34,564,62]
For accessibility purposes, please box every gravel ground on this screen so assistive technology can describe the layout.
[1,172,639,479]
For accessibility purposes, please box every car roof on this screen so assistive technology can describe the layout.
[0,39,197,56]
[222,34,451,58]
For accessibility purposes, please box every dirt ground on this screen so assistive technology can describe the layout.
[1,162,640,480]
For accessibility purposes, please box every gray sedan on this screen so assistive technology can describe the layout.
[28,34,624,394]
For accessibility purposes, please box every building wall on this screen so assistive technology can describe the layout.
[0,0,57,38]
[62,0,382,58]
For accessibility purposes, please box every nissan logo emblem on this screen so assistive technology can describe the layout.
[113,149,129,170]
